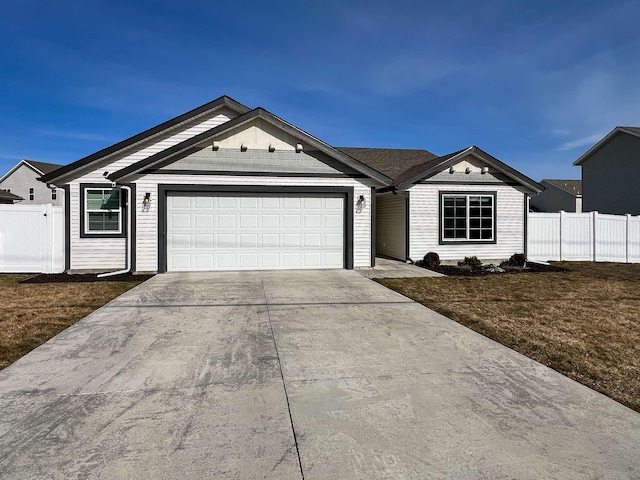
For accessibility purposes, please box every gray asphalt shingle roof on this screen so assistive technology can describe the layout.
[336,147,438,181]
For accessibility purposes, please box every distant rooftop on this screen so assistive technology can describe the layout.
[543,179,582,196]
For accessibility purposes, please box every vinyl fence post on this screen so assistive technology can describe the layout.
[592,211,598,262]
[559,210,564,261]
[626,214,631,264]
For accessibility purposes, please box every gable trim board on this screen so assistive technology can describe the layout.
[396,146,543,194]
[157,185,354,272]
[107,108,393,186]
[41,96,250,184]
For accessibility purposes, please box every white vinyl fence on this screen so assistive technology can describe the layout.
[528,211,640,263]
[0,204,64,273]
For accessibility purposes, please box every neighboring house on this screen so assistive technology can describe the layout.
[0,159,64,206]
[40,95,543,273]
[0,190,24,204]
[573,126,640,215]
[530,179,582,212]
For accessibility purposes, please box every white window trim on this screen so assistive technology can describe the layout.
[440,193,495,243]
[84,188,122,235]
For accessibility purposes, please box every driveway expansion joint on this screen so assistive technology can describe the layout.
[259,271,305,480]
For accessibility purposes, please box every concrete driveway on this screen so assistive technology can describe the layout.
[0,270,639,479]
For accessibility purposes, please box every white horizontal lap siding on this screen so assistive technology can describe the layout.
[78,110,238,183]
[69,183,126,270]
[408,184,525,262]
[133,175,375,272]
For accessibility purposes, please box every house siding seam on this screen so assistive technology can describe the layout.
[132,174,376,272]
[375,193,406,260]
[408,183,526,261]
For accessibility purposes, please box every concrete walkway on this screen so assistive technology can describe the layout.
[357,256,444,278]
[0,270,639,479]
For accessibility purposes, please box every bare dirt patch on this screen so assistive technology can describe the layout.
[378,262,640,413]
[0,274,148,370]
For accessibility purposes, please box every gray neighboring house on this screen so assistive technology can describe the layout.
[573,126,640,215]
[0,159,64,206]
[530,179,582,212]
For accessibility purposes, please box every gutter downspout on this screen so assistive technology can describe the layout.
[98,185,132,278]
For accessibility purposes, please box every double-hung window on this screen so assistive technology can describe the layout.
[84,188,121,234]
[441,192,495,242]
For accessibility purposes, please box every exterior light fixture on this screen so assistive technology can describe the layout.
[142,193,151,212]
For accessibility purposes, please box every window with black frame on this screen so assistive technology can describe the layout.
[85,188,121,233]
[441,193,494,242]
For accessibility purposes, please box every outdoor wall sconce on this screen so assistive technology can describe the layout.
[142,192,151,212]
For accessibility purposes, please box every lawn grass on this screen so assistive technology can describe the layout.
[378,262,640,413]
[0,274,146,370]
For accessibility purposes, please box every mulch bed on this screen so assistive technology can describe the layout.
[21,273,155,284]
[421,262,568,277]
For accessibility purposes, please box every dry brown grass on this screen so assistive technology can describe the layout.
[378,262,640,413]
[0,274,146,370]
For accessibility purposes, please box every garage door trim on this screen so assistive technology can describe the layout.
[157,184,354,272]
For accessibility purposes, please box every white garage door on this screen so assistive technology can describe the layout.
[166,194,344,271]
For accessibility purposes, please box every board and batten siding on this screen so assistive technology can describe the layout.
[67,109,240,271]
[375,193,406,260]
[132,174,376,272]
[408,183,527,262]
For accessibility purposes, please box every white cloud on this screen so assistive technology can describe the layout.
[557,133,606,151]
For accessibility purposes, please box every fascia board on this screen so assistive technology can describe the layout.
[41,96,251,184]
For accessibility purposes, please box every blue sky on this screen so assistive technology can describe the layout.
[0,0,639,181]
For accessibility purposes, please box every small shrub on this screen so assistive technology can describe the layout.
[459,256,482,269]
[508,253,526,267]
[423,252,440,268]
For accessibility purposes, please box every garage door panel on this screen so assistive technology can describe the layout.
[194,196,214,209]
[195,234,213,249]
[167,194,344,271]
[240,214,258,228]
[218,214,236,228]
